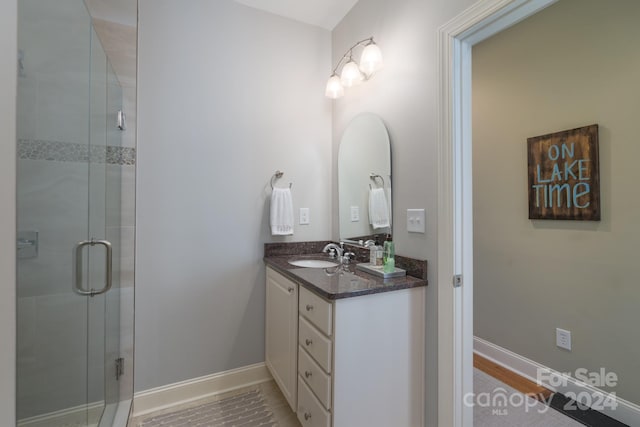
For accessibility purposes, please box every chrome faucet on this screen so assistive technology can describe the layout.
[322,243,344,259]
[342,250,356,265]
[363,239,376,248]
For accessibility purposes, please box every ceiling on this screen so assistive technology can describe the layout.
[84,0,358,30]
[233,0,359,30]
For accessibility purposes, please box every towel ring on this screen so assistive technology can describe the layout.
[271,170,293,190]
[369,173,385,189]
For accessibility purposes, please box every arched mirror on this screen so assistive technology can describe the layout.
[338,113,392,241]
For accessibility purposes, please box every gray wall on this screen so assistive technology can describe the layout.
[330,0,476,425]
[136,0,332,391]
[473,0,640,404]
[0,0,17,424]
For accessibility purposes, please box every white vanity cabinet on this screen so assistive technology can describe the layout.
[266,266,426,427]
[265,267,298,410]
[297,286,333,427]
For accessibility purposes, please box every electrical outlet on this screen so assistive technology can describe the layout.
[556,328,572,351]
[299,208,310,225]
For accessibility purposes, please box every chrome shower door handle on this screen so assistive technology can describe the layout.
[117,110,126,130]
[73,239,113,297]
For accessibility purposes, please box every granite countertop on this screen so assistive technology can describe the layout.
[264,253,428,300]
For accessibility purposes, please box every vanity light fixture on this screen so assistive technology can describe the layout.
[325,37,383,99]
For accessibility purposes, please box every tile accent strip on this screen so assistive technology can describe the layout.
[18,139,136,165]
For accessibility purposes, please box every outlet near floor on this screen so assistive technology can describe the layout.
[556,328,572,351]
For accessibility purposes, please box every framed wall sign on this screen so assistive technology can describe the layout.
[527,124,600,221]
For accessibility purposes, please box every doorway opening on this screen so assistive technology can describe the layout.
[439,0,639,426]
[437,1,557,426]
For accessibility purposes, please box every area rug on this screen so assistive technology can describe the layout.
[138,389,277,427]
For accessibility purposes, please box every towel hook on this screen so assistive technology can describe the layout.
[271,170,293,190]
[369,173,385,190]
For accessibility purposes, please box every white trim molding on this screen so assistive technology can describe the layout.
[436,1,557,426]
[132,363,272,418]
[474,337,640,426]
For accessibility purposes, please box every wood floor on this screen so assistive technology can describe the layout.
[474,353,553,401]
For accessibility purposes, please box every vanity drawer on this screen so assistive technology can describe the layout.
[299,286,333,336]
[298,346,332,410]
[299,316,332,373]
[298,376,331,427]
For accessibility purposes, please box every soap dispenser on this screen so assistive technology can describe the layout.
[373,238,383,266]
[383,235,395,273]
[369,241,377,265]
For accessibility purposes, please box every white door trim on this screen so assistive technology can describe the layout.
[436,1,557,426]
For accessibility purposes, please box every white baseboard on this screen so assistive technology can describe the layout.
[132,362,272,418]
[18,401,104,427]
[474,336,640,426]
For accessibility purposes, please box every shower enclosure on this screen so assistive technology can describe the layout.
[16,0,135,425]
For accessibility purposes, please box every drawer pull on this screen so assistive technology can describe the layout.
[305,338,313,346]
[304,412,312,421]
[304,370,312,378]
[306,304,314,311]
[288,287,294,293]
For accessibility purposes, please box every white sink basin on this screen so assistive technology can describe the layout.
[288,259,338,268]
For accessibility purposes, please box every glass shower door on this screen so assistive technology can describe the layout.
[16,0,125,425]
[86,26,123,427]
[87,52,125,427]
[17,0,93,424]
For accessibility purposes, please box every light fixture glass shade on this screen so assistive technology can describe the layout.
[340,59,363,87]
[325,74,344,99]
[359,42,383,76]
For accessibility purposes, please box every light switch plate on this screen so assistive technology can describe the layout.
[299,208,310,225]
[556,328,572,351]
[407,209,426,233]
[350,206,360,222]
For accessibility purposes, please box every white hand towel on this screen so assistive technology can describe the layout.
[369,187,390,229]
[270,187,294,236]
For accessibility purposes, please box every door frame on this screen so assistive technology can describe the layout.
[436,0,557,425]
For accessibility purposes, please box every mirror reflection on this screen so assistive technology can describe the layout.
[338,113,392,242]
